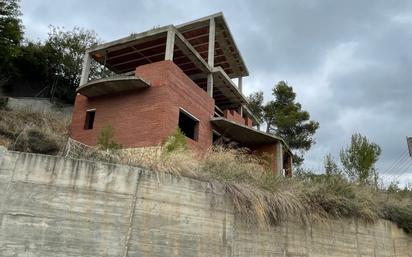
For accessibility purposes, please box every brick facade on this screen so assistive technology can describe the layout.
[249,144,278,175]
[223,109,245,125]
[70,60,293,175]
[70,61,214,155]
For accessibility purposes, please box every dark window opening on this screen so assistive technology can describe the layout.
[84,110,95,130]
[178,109,199,141]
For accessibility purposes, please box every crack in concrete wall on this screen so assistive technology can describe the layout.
[0,149,411,257]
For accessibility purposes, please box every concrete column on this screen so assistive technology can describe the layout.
[276,142,284,176]
[79,52,92,86]
[207,73,213,97]
[165,29,175,61]
[206,18,215,98]
[208,18,215,68]
[238,77,243,92]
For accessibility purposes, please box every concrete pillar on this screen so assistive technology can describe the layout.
[276,142,284,176]
[165,29,175,61]
[206,18,215,98]
[238,77,243,92]
[79,52,92,86]
[207,73,213,97]
[208,18,215,68]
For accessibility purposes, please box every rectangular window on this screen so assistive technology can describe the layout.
[178,108,199,141]
[84,109,96,130]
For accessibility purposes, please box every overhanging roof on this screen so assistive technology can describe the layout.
[211,117,288,148]
[76,76,150,97]
[87,26,211,77]
[190,67,249,109]
[177,12,249,78]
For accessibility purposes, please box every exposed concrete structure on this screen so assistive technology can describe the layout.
[77,76,150,98]
[70,13,292,176]
[0,150,411,256]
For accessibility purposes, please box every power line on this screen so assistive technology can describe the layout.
[380,150,408,176]
[391,161,412,183]
[381,158,412,184]
[379,151,410,182]
[380,158,410,182]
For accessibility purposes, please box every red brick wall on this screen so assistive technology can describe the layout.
[70,61,214,155]
[249,143,278,176]
[223,109,246,126]
[250,144,293,177]
[245,117,253,127]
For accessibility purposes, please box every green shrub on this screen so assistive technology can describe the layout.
[97,125,121,150]
[381,203,412,233]
[163,128,187,153]
[300,174,379,221]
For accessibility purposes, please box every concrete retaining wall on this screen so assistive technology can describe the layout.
[3,97,73,114]
[0,149,411,256]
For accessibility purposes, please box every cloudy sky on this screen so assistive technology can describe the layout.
[21,0,412,185]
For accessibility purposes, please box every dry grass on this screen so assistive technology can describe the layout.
[75,144,412,231]
[0,108,70,154]
[1,108,411,232]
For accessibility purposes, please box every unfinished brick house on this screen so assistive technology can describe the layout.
[70,13,293,176]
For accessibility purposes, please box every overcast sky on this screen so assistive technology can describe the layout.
[21,0,412,185]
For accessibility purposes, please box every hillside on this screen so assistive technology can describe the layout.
[0,106,411,234]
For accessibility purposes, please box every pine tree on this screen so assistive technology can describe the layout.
[247,81,319,165]
[340,133,381,185]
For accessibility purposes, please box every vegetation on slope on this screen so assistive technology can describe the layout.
[0,107,411,233]
[0,107,70,154]
[66,132,412,233]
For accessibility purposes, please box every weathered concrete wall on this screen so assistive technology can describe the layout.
[3,97,73,114]
[0,149,411,257]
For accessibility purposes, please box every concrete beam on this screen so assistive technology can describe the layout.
[79,52,92,87]
[165,29,175,61]
[208,18,215,68]
[174,28,211,73]
[88,25,171,54]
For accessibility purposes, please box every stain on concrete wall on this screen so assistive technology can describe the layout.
[0,149,411,257]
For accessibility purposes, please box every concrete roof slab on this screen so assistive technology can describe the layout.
[76,76,150,98]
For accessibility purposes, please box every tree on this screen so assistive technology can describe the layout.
[339,133,381,185]
[247,81,319,165]
[324,153,341,176]
[0,0,23,81]
[44,26,106,102]
[247,91,264,124]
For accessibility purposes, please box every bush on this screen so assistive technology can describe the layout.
[97,125,121,150]
[163,128,187,153]
[381,203,412,233]
[301,174,379,222]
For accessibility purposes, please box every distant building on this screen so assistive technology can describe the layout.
[70,13,292,176]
